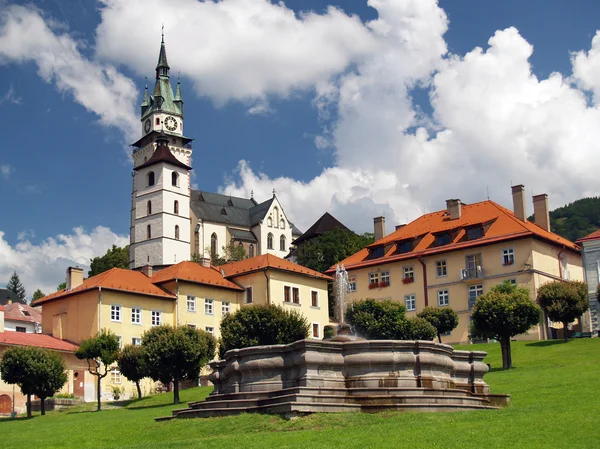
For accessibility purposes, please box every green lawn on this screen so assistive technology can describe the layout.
[2,339,599,448]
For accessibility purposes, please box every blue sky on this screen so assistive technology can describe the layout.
[2,0,600,295]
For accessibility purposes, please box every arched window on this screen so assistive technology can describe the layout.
[175,225,180,240]
[211,233,218,258]
[280,218,285,229]
[147,171,155,187]
[249,244,255,257]
[172,171,179,187]
[267,217,272,227]
[267,233,273,250]
[147,224,151,240]
[147,200,152,215]
[174,200,179,215]
[238,241,243,248]
[280,235,286,251]
[273,207,279,227]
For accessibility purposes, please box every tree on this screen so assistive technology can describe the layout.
[89,245,130,277]
[471,282,540,369]
[32,289,45,302]
[417,307,459,343]
[57,282,66,291]
[117,345,148,399]
[6,271,27,304]
[206,242,247,266]
[537,280,589,342]
[31,351,67,415]
[143,325,216,404]
[75,329,120,411]
[219,304,310,358]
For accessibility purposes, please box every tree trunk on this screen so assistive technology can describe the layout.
[563,321,569,342]
[173,378,180,404]
[97,375,102,411]
[500,336,512,370]
[437,332,442,344]
[136,381,142,399]
[40,397,46,416]
[26,394,31,418]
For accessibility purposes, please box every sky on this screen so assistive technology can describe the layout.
[2,0,600,297]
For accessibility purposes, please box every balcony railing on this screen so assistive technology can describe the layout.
[460,266,485,280]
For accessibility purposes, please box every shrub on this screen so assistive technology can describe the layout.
[407,317,437,340]
[537,280,589,342]
[417,306,459,343]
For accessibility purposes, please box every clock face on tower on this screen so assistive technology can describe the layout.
[144,119,151,134]
[165,116,178,132]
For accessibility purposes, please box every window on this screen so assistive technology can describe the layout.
[284,286,291,302]
[273,207,279,226]
[222,301,231,315]
[205,327,214,335]
[187,324,197,329]
[468,284,484,310]
[110,368,121,384]
[348,275,357,292]
[155,117,160,125]
[507,279,517,286]
[172,171,179,186]
[174,225,180,240]
[131,307,141,324]
[117,336,123,349]
[466,254,482,278]
[292,287,300,304]
[267,217,272,227]
[466,226,484,240]
[435,233,451,246]
[403,266,414,283]
[436,260,447,277]
[187,295,196,312]
[245,287,253,304]
[15,326,26,333]
[147,171,155,187]
[405,294,416,311]
[369,272,379,289]
[151,310,162,326]
[131,337,141,346]
[147,200,152,215]
[380,271,390,287]
[502,248,515,266]
[311,291,319,307]
[174,200,179,215]
[369,246,385,259]
[205,299,214,315]
[280,219,285,229]
[312,323,320,338]
[249,244,255,257]
[280,234,286,251]
[111,305,121,322]
[438,290,449,306]
[267,233,274,249]
[397,240,413,254]
[147,224,152,240]
[211,233,218,258]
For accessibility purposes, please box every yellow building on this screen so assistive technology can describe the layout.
[32,256,331,401]
[326,186,583,344]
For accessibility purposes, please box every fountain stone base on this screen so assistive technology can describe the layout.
[157,339,509,421]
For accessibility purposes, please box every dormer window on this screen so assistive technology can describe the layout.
[368,246,385,259]
[435,233,451,247]
[396,240,413,254]
[466,226,484,241]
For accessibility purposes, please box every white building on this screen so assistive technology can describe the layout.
[576,230,600,335]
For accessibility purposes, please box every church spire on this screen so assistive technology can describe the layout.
[156,27,170,79]
[141,78,149,106]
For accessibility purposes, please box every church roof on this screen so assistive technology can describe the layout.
[135,139,191,171]
[292,212,351,245]
[131,130,193,149]
[190,191,259,227]
[228,228,258,242]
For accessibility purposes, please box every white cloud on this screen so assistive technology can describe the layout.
[0,84,22,105]
[0,164,14,180]
[571,31,600,103]
[0,5,138,140]
[0,227,128,299]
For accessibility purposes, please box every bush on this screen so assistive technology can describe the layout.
[417,306,459,343]
[219,304,310,358]
[537,280,589,342]
[407,317,437,340]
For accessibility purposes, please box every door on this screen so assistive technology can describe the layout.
[0,394,11,414]
[73,371,85,399]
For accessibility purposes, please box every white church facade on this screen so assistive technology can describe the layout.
[129,36,301,269]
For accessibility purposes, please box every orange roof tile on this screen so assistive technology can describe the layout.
[32,268,176,306]
[0,332,79,352]
[220,254,333,281]
[576,229,600,243]
[151,261,244,291]
[3,303,41,324]
[326,200,580,273]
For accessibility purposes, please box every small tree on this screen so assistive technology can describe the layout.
[219,304,310,358]
[75,329,120,411]
[118,345,148,399]
[207,243,247,266]
[88,245,130,277]
[32,351,68,415]
[143,325,216,404]
[6,271,27,303]
[417,307,459,343]
[471,282,540,369]
[0,346,37,417]
[537,280,589,342]
[57,282,66,291]
[32,289,45,302]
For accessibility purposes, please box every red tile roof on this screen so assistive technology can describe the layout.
[32,268,176,306]
[3,303,41,324]
[576,229,600,243]
[0,332,79,352]
[151,261,244,291]
[326,200,580,273]
[220,254,333,281]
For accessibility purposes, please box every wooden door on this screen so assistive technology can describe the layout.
[73,371,84,399]
[0,394,11,414]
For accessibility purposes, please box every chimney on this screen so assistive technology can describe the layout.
[395,224,406,231]
[199,257,211,268]
[511,184,526,221]
[533,193,550,232]
[66,266,84,290]
[0,307,4,332]
[141,265,153,278]
[374,216,386,241]
[446,199,462,220]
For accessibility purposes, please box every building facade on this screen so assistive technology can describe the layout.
[576,230,600,335]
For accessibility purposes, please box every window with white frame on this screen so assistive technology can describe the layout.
[222,301,231,316]
[131,307,141,324]
[348,275,357,292]
[380,271,390,286]
[131,337,141,346]
[205,298,214,315]
[369,272,379,287]
[151,310,162,326]
[187,295,196,312]
[438,290,449,306]
[292,287,300,304]
[311,291,319,308]
[205,326,214,335]
[187,324,197,329]
[436,260,447,277]
[405,294,416,311]
[110,368,121,384]
[468,284,484,310]
[508,279,517,286]
[403,266,414,282]
[502,248,515,265]
[245,287,253,304]
[312,323,320,338]
[111,305,121,322]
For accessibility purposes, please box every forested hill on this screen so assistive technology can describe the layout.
[540,197,600,242]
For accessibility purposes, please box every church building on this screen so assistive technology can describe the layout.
[129,36,301,269]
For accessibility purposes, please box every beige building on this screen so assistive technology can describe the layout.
[327,186,583,344]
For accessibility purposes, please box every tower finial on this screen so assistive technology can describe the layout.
[272,188,276,197]
[161,23,164,43]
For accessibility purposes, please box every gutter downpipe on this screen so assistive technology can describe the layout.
[263,268,270,304]
[417,256,428,307]
[176,279,180,326]
[98,286,102,332]
[557,246,565,280]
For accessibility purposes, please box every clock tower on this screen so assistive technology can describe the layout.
[129,34,194,269]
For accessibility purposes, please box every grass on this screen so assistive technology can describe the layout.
[2,339,600,448]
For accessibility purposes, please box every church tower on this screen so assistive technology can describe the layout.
[129,34,193,268]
